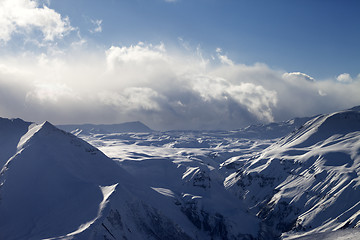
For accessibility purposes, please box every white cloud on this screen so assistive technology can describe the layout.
[0,0,73,43]
[336,73,353,83]
[90,19,102,33]
[227,83,277,122]
[218,55,234,66]
[0,43,359,130]
[26,82,77,104]
[216,48,234,66]
[190,75,277,122]
[98,87,164,111]
[283,72,315,82]
[106,43,167,70]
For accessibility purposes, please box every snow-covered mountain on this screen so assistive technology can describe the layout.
[77,107,360,239]
[0,121,131,239]
[224,107,360,239]
[1,106,359,239]
[0,120,258,239]
[230,116,312,139]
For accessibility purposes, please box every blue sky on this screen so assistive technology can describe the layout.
[48,0,360,79]
[0,0,359,130]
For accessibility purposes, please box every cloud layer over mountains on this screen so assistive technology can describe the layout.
[0,0,359,130]
[0,42,359,130]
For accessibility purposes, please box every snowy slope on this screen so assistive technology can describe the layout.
[79,130,263,239]
[286,228,360,240]
[0,117,32,169]
[224,108,360,238]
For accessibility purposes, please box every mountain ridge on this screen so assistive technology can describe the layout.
[57,121,153,134]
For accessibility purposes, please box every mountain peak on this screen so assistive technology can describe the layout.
[16,121,58,150]
[38,120,63,134]
[42,120,52,126]
[0,119,134,239]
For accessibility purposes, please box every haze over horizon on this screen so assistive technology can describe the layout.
[0,0,359,130]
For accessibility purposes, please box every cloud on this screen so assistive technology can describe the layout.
[0,0,73,43]
[26,82,76,103]
[90,19,102,33]
[190,75,277,122]
[336,73,353,83]
[0,43,359,130]
[98,87,164,111]
[216,48,234,66]
[283,72,315,82]
[105,43,167,70]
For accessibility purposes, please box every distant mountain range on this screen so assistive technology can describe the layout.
[229,116,313,139]
[0,106,359,239]
[56,116,311,138]
[57,121,153,134]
